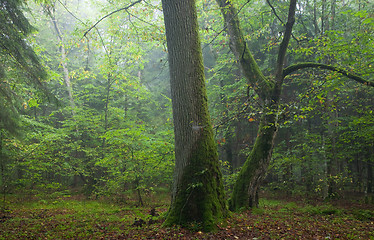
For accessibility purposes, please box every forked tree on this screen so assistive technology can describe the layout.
[216,0,373,210]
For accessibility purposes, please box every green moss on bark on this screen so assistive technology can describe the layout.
[162,0,228,231]
[163,126,228,231]
[229,106,278,211]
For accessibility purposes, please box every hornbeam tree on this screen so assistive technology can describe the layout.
[161,0,228,231]
[215,0,374,210]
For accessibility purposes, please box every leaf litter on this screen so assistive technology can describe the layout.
[0,196,373,239]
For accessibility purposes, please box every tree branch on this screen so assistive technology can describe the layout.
[271,0,296,99]
[266,0,285,26]
[83,0,142,37]
[275,0,296,79]
[283,62,374,87]
[266,0,299,43]
[203,0,252,51]
[215,0,272,100]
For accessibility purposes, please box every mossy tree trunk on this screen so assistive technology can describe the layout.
[216,0,297,210]
[228,102,279,209]
[161,0,228,231]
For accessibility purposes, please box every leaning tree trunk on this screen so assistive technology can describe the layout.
[229,101,279,209]
[161,0,227,231]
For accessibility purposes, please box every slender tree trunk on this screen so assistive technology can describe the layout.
[331,0,336,30]
[50,14,76,114]
[322,0,332,33]
[366,143,374,197]
[229,103,279,208]
[0,130,5,205]
[313,0,320,35]
[161,0,227,231]
[326,91,339,198]
[102,73,112,149]
[367,160,373,194]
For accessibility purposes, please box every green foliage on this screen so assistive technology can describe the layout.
[265,0,374,197]
[0,0,47,84]
[0,0,174,205]
[94,122,174,199]
[301,204,342,216]
[352,209,374,221]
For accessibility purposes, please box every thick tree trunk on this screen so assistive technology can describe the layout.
[161,0,227,231]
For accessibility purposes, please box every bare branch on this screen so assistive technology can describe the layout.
[266,0,285,25]
[125,9,158,27]
[83,0,142,37]
[275,0,296,75]
[57,0,86,26]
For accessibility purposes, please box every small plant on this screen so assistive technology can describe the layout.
[259,199,282,208]
[300,204,341,216]
[352,209,374,221]
[283,202,298,210]
[251,207,265,215]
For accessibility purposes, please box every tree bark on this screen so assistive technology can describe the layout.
[228,105,279,209]
[161,0,227,231]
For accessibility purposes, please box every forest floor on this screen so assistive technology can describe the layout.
[0,192,373,239]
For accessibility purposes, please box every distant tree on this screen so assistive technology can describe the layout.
[161,0,228,231]
[43,3,76,116]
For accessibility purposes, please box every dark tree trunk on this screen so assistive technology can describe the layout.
[367,160,373,194]
[161,0,227,231]
[326,91,339,198]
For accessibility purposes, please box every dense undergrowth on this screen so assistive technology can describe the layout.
[0,192,373,239]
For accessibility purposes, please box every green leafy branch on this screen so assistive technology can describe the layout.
[283,62,374,87]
